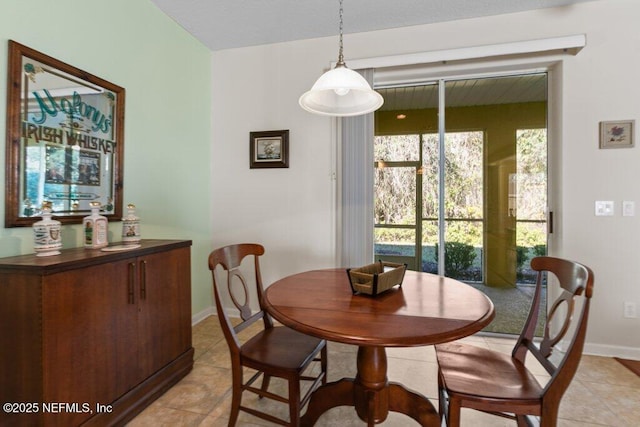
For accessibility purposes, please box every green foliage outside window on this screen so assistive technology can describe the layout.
[374,129,547,281]
[435,241,477,277]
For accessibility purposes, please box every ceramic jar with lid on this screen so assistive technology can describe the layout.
[121,204,141,244]
[83,201,109,249]
[33,201,62,256]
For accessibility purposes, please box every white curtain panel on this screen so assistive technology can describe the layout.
[339,68,375,268]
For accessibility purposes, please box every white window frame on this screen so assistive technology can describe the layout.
[336,35,584,268]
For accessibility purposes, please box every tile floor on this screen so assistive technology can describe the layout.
[128,316,640,426]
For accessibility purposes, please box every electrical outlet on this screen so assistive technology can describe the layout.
[624,301,637,319]
[595,201,614,216]
[623,201,635,216]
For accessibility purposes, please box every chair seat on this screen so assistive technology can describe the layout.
[242,326,325,373]
[435,342,543,403]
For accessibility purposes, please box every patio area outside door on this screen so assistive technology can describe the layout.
[374,73,548,334]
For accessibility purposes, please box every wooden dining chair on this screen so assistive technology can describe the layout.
[208,243,327,426]
[435,256,594,427]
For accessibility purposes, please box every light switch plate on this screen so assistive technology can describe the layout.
[624,301,637,318]
[595,201,614,216]
[623,201,635,216]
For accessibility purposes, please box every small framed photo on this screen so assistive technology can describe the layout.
[600,120,635,149]
[250,130,289,168]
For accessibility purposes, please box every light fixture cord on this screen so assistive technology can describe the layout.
[337,0,345,66]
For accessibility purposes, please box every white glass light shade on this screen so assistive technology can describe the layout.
[299,65,384,117]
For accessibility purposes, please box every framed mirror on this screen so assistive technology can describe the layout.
[5,40,124,227]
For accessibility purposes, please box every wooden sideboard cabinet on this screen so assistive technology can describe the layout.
[0,239,194,426]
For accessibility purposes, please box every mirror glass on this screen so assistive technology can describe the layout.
[5,41,124,227]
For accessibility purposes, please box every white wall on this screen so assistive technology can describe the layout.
[211,0,640,358]
[211,41,338,284]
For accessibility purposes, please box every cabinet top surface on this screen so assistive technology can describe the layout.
[0,239,192,273]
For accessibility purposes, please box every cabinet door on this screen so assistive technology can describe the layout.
[136,247,192,377]
[42,258,138,427]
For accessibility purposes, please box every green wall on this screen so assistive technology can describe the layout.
[0,0,213,315]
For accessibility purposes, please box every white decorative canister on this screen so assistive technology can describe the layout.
[83,201,109,249]
[121,204,141,244]
[33,202,62,256]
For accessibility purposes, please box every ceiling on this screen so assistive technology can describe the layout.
[149,0,598,51]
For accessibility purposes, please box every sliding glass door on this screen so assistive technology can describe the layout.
[374,73,548,334]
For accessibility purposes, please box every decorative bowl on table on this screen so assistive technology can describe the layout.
[346,261,407,296]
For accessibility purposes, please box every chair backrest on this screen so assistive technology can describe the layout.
[513,256,594,399]
[208,243,273,355]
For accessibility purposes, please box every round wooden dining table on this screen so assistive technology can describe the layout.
[263,268,495,426]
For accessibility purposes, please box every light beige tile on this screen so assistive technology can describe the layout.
[194,403,230,426]
[456,408,514,426]
[387,344,436,363]
[485,341,515,355]
[576,355,640,388]
[533,373,551,388]
[327,340,358,354]
[558,419,609,427]
[192,317,225,341]
[482,335,517,346]
[127,402,206,427]
[196,339,234,369]
[156,363,233,415]
[314,406,368,426]
[209,392,280,426]
[456,334,490,345]
[191,332,223,360]
[387,358,439,399]
[240,393,291,425]
[447,336,491,349]
[558,379,619,425]
[524,354,551,377]
[127,315,640,426]
[327,347,357,382]
[583,380,640,426]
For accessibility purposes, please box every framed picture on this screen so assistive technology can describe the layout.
[250,130,289,168]
[600,120,635,149]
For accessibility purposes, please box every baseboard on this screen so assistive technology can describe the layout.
[191,306,215,325]
[583,342,640,360]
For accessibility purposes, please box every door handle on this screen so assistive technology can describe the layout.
[140,260,147,300]
[128,262,135,304]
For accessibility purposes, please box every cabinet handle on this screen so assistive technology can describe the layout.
[140,260,147,300]
[128,262,135,304]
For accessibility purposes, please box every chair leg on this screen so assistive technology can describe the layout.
[447,396,462,427]
[229,369,243,427]
[288,377,301,426]
[539,400,560,427]
[437,369,447,423]
[259,373,271,398]
[320,344,328,385]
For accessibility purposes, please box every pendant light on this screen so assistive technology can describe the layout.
[299,0,383,117]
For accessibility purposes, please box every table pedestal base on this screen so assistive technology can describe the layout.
[301,347,440,426]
